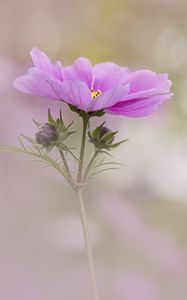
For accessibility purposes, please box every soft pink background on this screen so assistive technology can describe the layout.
[0,0,187,299]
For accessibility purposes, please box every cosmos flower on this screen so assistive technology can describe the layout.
[14,48,172,117]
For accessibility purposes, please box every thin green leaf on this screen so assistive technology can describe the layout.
[0,147,23,153]
[88,167,119,179]
[18,136,27,150]
[65,121,74,131]
[91,161,125,170]
[99,150,113,157]
[32,119,42,128]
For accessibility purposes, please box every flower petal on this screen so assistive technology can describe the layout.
[106,70,173,117]
[93,62,131,91]
[30,47,64,81]
[13,68,61,99]
[51,80,92,111]
[122,70,172,92]
[118,88,171,102]
[63,57,93,88]
[89,84,130,111]
[106,93,172,117]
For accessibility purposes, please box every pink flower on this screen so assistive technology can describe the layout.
[14,48,173,117]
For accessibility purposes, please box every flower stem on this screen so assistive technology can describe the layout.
[76,115,100,300]
[77,115,89,184]
[76,187,100,300]
[59,149,75,189]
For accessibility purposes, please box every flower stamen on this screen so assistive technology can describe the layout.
[91,88,102,99]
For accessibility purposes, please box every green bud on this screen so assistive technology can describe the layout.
[88,123,118,150]
[99,127,115,144]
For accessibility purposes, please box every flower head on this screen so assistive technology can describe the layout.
[14,47,173,117]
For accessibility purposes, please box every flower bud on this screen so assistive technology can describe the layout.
[35,123,58,147]
[99,126,115,144]
[88,123,117,150]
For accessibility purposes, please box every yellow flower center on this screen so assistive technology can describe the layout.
[91,88,102,99]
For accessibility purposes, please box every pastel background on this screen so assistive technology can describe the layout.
[0,0,187,299]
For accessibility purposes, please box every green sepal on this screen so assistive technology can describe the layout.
[100,131,118,144]
[88,110,105,118]
[109,139,129,148]
[92,122,105,141]
[48,109,56,126]
[58,131,75,142]
[68,104,105,119]
[47,109,75,137]
[56,111,66,131]
[87,130,93,141]
[68,104,80,114]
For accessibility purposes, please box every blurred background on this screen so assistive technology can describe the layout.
[0,0,187,299]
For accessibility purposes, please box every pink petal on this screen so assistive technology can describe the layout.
[123,70,172,93]
[51,80,92,111]
[63,57,93,88]
[13,68,61,99]
[30,47,63,81]
[118,88,172,102]
[93,62,131,91]
[106,93,172,117]
[106,70,173,117]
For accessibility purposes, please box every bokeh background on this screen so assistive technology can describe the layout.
[0,0,187,299]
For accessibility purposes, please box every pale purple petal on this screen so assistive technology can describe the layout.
[105,70,173,117]
[63,57,93,88]
[122,70,172,93]
[106,93,172,117]
[30,47,63,81]
[51,80,92,111]
[13,68,61,99]
[118,88,169,102]
[93,62,131,91]
[89,84,130,111]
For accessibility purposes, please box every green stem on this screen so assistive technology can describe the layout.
[76,187,100,300]
[83,149,100,182]
[77,116,89,184]
[59,150,75,189]
[76,115,100,300]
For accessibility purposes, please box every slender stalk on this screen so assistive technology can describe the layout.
[76,116,100,300]
[77,116,89,183]
[59,150,74,189]
[76,187,100,300]
[83,149,99,182]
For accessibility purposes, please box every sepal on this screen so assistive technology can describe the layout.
[68,104,105,119]
[88,122,128,150]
